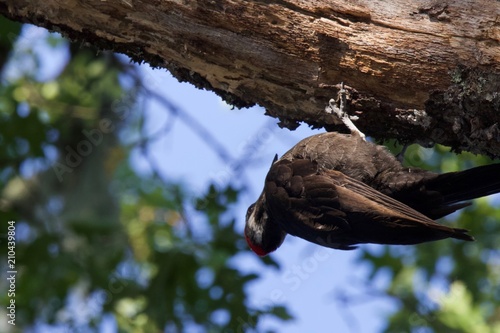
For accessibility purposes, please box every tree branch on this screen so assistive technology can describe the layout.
[1,0,499,155]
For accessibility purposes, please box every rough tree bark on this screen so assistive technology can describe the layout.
[1,0,499,156]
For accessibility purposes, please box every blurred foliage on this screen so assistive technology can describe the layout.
[360,142,500,332]
[0,20,290,333]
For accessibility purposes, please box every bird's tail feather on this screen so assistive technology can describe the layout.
[430,164,500,204]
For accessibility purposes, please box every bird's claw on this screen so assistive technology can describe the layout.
[325,83,366,141]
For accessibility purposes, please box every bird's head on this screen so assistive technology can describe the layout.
[244,193,286,256]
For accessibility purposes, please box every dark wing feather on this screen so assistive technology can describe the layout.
[265,159,473,250]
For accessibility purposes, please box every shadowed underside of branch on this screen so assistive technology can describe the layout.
[1,0,499,155]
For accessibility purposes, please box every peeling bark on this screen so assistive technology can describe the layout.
[1,0,499,155]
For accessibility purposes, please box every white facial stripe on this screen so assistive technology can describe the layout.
[247,208,264,244]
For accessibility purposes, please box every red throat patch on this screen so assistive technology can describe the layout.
[245,233,268,257]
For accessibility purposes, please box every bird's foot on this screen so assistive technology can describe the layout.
[325,82,366,141]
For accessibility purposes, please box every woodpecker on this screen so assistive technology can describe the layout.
[245,131,500,256]
[245,85,500,256]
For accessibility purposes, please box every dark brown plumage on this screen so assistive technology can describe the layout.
[245,132,500,256]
